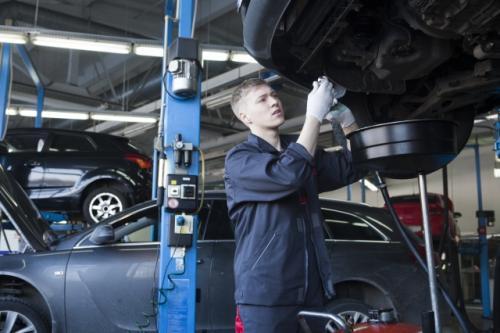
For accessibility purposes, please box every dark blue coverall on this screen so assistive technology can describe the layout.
[224,133,360,333]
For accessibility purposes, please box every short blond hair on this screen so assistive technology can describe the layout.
[230,78,268,119]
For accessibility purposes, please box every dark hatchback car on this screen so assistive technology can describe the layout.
[239,0,500,152]
[0,128,151,223]
[0,165,443,333]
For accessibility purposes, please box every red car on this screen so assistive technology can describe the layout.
[387,193,460,244]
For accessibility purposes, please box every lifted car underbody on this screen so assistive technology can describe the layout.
[241,0,500,147]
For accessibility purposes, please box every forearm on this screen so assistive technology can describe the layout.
[297,116,321,156]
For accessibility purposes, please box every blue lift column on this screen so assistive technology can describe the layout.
[0,44,11,139]
[15,45,45,128]
[157,0,201,332]
[471,141,491,318]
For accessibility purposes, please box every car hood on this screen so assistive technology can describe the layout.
[0,165,53,251]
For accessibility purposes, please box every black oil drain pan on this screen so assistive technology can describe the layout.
[346,119,458,179]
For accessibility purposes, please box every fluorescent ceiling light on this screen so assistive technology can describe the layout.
[134,44,164,57]
[0,31,27,44]
[17,108,89,120]
[360,179,379,192]
[91,113,157,123]
[6,107,17,116]
[202,49,229,62]
[474,113,498,124]
[230,51,257,63]
[43,111,89,120]
[18,109,37,117]
[10,106,158,123]
[32,35,131,54]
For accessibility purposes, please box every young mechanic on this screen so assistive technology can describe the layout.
[224,77,361,333]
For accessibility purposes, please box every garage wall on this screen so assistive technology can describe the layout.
[321,144,500,235]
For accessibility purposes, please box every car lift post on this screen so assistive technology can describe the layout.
[0,43,11,139]
[156,0,200,332]
[467,140,492,318]
[15,45,45,128]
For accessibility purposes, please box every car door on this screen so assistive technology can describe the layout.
[37,132,97,203]
[65,211,160,332]
[1,132,46,199]
[65,203,215,332]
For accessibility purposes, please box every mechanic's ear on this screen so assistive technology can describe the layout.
[239,111,252,125]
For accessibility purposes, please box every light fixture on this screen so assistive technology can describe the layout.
[134,44,164,57]
[18,109,37,117]
[32,35,131,54]
[202,49,229,62]
[230,51,257,63]
[8,106,158,123]
[17,108,89,120]
[360,178,379,192]
[43,111,89,120]
[90,113,157,123]
[475,113,498,124]
[6,107,17,116]
[0,31,27,44]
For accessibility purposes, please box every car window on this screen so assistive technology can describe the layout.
[199,199,234,240]
[117,217,157,243]
[322,208,385,241]
[49,134,95,152]
[5,134,45,153]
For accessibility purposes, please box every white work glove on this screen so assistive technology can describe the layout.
[325,102,356,128]
[306,77,335,123]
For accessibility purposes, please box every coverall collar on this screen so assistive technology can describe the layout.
[247,133,293,154]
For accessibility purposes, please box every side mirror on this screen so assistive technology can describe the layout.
[89,225,115,245]
[453,212,462,219]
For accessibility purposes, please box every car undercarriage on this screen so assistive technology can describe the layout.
[241,0,500,147]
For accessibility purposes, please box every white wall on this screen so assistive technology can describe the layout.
[321,145,500,235]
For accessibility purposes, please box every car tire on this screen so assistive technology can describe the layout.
[83,185,129,224]
[0,296,50,333]
[326,298,371,325]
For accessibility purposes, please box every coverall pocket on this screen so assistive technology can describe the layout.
[250,232,279,270]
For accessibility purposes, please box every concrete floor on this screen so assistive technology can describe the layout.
[443,306,494,332]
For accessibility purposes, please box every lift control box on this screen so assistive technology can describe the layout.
[166,174,198,213]
[168,214,194,247]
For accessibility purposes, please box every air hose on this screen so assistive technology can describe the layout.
[375,172,490,333]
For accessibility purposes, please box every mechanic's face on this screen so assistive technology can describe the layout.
[239,84,285,131]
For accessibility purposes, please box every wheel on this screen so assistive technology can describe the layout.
[326,298,371,325]
[83,185,129,224]
[0,296,49,333]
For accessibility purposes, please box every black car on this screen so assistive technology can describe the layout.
[0,164,447,333]
[0,128,152,223]
[239,0,500,152]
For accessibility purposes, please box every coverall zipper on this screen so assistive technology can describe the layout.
[251,232,278,270]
